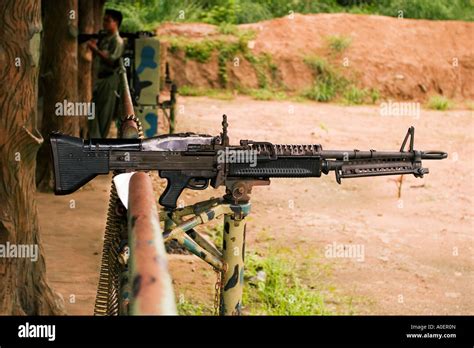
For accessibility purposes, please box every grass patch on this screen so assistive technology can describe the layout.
[302,81,337,102]
[342,85,369,105]
[178,86,234,100]
[303,56,337,77]
[217,23,239,35]
[178,85,292,102]
[326,35,352,53]
[243,250,332,315]
[236,28,257,42]
[203,223,223,249]
[302,56,349,102]
[369,88,380,104]
[302,55,380,105]
[427,95,453,110]
[177,85,206,97]
[166,37,216,63]
[184,40,216,63]
[245,88,288,101]
[177,298,208,315]
[244,52,281,89]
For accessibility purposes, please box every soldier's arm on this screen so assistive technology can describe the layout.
[88,38,123,67]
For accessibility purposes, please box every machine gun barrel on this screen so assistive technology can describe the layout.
[319,150,447,160]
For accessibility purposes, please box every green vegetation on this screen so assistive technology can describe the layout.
[175,246,350,315]
[245,88,288,101]
[178,86,234,100]
[179,85,292,101]
[107,0,473,32]
[166,27,279,89]
[183,40,216,63]
[319,122,329,133]
[369,88,380,104]
[217,22,238,35]
[375,0,474,21]
[217,41,243,87]
[303,81,337,102]
[427,95,453,110]
[302,56,349,102]
[178,52,382,104]
[203,223,224,249]
[326,35,352,53]
[166,35,242,87]
[243,250,332,315]
[342,86,368,105]
[341,86,381,105]
[244,52,281,89]
[177,298,208,315]
[302,55,380,104]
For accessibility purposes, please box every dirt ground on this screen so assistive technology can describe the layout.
[159,13,474,101]
[38,96,473,315]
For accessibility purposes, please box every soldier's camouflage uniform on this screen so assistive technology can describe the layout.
[89,32,124,138]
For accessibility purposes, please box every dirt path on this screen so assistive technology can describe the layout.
[39,96,473,315]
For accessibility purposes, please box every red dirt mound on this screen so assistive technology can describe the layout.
[157,13,474,101]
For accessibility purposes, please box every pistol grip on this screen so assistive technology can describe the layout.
[159,171,191,210]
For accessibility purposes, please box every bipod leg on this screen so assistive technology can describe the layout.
[220,202,251,316]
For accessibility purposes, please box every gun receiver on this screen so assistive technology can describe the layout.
[50,116,447,209]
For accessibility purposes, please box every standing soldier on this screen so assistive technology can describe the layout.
[87,9,124,138]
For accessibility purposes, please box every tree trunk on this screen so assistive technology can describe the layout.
[36,0,80,192]
[0,0,64,315]
[78,0,95,138]
[91,0,106,91]
[93,0,106,33]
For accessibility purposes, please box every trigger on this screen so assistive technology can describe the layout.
[187,178,209,190]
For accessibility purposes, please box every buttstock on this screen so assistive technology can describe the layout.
[49,133,109,195]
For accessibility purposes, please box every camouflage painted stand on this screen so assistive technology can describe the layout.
[160,193,255,315]
[133,37,160,138]
[131,36,176,137]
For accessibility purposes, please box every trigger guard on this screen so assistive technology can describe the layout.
[186,178,209,190]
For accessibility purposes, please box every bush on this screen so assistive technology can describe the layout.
[427,95,453,110]
[303,56,349,102]
[343,85,368,105]
[376,0,474,21]
[303,81,338,102]
[326,35,352,53]
[184,40,216,63]
[202,0,240,24]
[369,88,380,104]
[217,23,238,35]
[236,0,274,23]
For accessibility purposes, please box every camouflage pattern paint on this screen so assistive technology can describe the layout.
[134,38,160,137]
